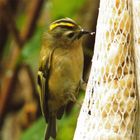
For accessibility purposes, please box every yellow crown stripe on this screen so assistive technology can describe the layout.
[49,22,75,31]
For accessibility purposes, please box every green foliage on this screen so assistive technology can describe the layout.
[51,0,85,19]
[16,14,26,30]
[21,27,44,72]
[20,118,45,140]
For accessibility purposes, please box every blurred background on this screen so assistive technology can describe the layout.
[0,0,99,139]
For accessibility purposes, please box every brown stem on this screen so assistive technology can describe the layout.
[21,0,44,43]
[0,0,22,47]
[0,0,45,121]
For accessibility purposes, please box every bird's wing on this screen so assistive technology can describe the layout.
[37,48,55,122]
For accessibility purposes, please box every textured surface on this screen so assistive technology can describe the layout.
[133,0,140,139]
[74,0,139,139]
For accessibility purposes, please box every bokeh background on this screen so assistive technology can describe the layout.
[0,0,99,139]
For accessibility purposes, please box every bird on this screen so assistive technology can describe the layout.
[37,17,94,140]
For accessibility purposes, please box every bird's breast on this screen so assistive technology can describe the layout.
[48,45,83,100]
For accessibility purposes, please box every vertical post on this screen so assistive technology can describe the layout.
[132,0,140,139]
[74,0,138,139]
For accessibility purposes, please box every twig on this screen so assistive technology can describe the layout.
[21,0,44,43]
[0,0,22,47]
[0,0,45,121]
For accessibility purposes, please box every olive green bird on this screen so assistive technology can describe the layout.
[37,18,93,140]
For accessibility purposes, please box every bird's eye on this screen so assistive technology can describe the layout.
[67,32,75,38]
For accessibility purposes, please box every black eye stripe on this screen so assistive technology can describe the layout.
[67,32,75,38]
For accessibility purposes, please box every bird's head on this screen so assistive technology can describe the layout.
[48,18,94,43]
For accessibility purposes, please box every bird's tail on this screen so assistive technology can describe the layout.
[45,116,56,140]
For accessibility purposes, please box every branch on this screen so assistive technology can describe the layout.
[0,0,22,47]
[21,0,44,43]
[0,0,45,121]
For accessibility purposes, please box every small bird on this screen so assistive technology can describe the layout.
[37,18,94,140]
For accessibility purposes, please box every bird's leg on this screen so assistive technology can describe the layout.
[80,79,87,91]
[66,92,82,108]
[75,100,82,108]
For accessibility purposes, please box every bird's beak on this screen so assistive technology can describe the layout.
[77,29,95,39]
